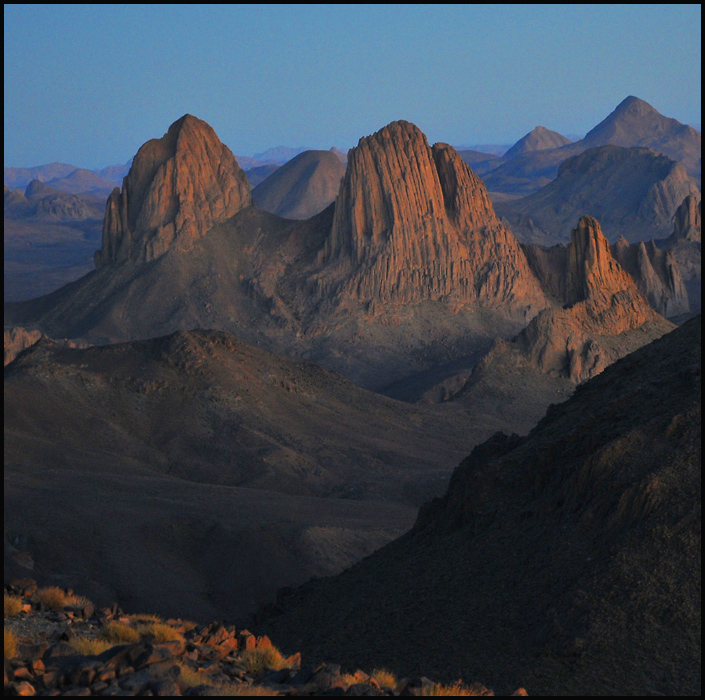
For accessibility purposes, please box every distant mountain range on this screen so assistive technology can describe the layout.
[482,96,701,196]
[4,160,132,193]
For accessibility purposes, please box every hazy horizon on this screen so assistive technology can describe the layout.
[4,4,702,169]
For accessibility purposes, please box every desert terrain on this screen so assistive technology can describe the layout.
[4,94,701,695]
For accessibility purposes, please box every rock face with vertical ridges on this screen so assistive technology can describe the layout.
[7,118,674,390]
[500,217,673,383]
[564,215,637,303]
[95,114,252,267]
[611,236,689,317]
[660,193,702,312]
[318,121,547,315]
[668,192,701,243]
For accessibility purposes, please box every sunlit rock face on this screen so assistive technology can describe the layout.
[95,114,252,268]
[514,216,673,383]
[319,120,548,316]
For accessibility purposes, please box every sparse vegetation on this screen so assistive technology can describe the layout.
[66,594,93,609]
[420,681,479,696]
[176,661,211,688]
[133,620,184,642]
[4,628,17,659]
[32,586,67,611]
[98,621,141,644]
[129,613,163,623]
[236,645,288,675]
[371,668,398,690]
[4,594,23,617]
[69,637,113,656]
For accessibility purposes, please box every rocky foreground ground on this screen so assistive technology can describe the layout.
[4,580,527,696]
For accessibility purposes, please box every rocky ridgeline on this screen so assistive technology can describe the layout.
[4,581,527,697]
[3,328,89,367]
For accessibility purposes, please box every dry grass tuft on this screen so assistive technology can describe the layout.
[4,628,17,659]
[236,645,288,675]
[133,621,184,643]
[4,594,23,618]
[371,668,398,690]
[129,613,163,623]
[66,595,93,609]
[176,662,211,688]
[420,681,480,696]
[69,637,114,656]
[32,586,67,611]
[98,621,141,644]
[182,619,198,632]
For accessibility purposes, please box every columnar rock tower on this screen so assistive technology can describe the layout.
[318,120,548,315]
[565,215,640,304]
[95,114,252,268]
[517,216,672,382]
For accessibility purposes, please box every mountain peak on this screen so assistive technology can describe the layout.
[613,95,659,117]
[95,114,252,268]
[504,126,572,159]
[318,120,547,312]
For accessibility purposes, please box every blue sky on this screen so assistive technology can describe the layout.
[4,4,702,168]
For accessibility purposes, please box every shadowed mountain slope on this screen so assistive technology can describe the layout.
[659,193,702,313]
[497,145,699,244]
[5,327,508,620]
[611,236,689,317]
[4,329,477,503]
[259,316,701,696]
[245,163,280,187]
[252,149,345,219]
